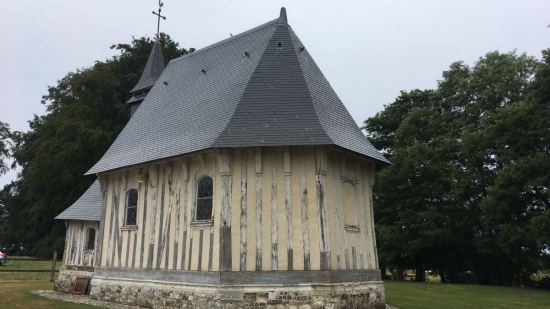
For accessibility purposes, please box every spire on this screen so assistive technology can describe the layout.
[130,40,165,93]
[279,7,287,24]
[127,1,167,116]
[126,39,166,115]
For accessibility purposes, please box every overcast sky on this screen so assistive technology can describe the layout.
[1,0,549,187]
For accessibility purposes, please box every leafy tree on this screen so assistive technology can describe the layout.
[0,34,191,257]
[0,121,10,175]
[366,50,549,286]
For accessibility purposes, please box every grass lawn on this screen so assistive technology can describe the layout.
[0,256,60,280]
[0,257,95,308]
[2,256,57,270]
[385,281,550,309]
[0,280,97,308]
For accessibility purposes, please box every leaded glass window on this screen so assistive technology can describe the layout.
[195,177,213,221]
[125,189,138,226]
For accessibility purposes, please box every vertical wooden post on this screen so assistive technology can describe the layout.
[283,147,293,270]
[217,148,232,271]
[254,148,263,271]
[50,250,57,282]
[315,146,330,270]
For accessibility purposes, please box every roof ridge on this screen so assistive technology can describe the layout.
[169,18,279,65]
[288,27,389,164]
[286,25,336,146]
[213,20,332,148]
[211,19,281,147]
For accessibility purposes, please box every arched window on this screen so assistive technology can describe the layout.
[86,229,96,250]
[125,189,138,226]
[195,177,213,221]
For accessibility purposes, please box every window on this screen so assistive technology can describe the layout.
[86,229,96,250]
[125,189,138,226]
[195,177,213,221]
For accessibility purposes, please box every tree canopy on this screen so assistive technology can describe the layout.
[0,121,10,176]
[0,34,191,256]
[365,50,550,286]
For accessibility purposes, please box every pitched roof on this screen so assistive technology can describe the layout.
[55,180,102,221]
[129,39,166,95]
[88,8,388,175]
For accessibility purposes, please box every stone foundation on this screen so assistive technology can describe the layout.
[54,265,94,293]
[90,276,385,308]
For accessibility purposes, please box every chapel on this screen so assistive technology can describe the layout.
[55,8,388,308]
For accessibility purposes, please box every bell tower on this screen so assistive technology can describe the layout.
[126,0,167,116]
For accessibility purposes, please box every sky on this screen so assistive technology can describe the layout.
[1,0,549,187]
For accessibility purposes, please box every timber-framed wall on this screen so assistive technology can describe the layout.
[94,145,379,273]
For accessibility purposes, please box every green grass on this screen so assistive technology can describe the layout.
[0,256,60,280]
[0,280,97,308]
[0,258,95,308]
[1,258,58,270]
[385,281,550,309]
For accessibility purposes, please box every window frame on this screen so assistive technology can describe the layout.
[193,176,214,224]
[124,188,139,227]
[86,228,96,251]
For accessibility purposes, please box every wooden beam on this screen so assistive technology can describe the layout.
[271,157,278,270]
[368,162,379,268]
[218,148,232,271]
[300,150,310,270]
[173,162,182,270]
[122,171,130,268]
[147,165,160,269]
[315,147,330,270]
[159,163,174,270]
[95,176,108,266]
[155,165,167,269]
[105,177,115,267]
[93,267,382,284]
[197,230,204,270]
[283,147,293,270]
[240,152,248,271]
[180,157,190,270]
[254,147,262,271]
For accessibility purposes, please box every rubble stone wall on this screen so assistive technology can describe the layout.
[54,266,94,293]
[90,277,385,309]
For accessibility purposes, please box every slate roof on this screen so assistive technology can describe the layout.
[88,8,388,175]
[127,39,166,100]
[55,180,102,221]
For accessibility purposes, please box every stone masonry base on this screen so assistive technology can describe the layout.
[89,277,385,309]
[54,266,94,293]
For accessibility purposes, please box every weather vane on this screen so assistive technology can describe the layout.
[152,0,167,38]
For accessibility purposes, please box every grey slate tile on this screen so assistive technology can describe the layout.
[129,40,166,94]
[55,180,102,221]
[87,10,387,175]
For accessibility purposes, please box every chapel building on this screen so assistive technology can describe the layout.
[55,8,388,308]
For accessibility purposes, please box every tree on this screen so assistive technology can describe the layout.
[366,50,549,286]
[0,34,192,257]
[0,121,10,176]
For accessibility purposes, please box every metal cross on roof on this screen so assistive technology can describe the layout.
[152,0,167,38]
